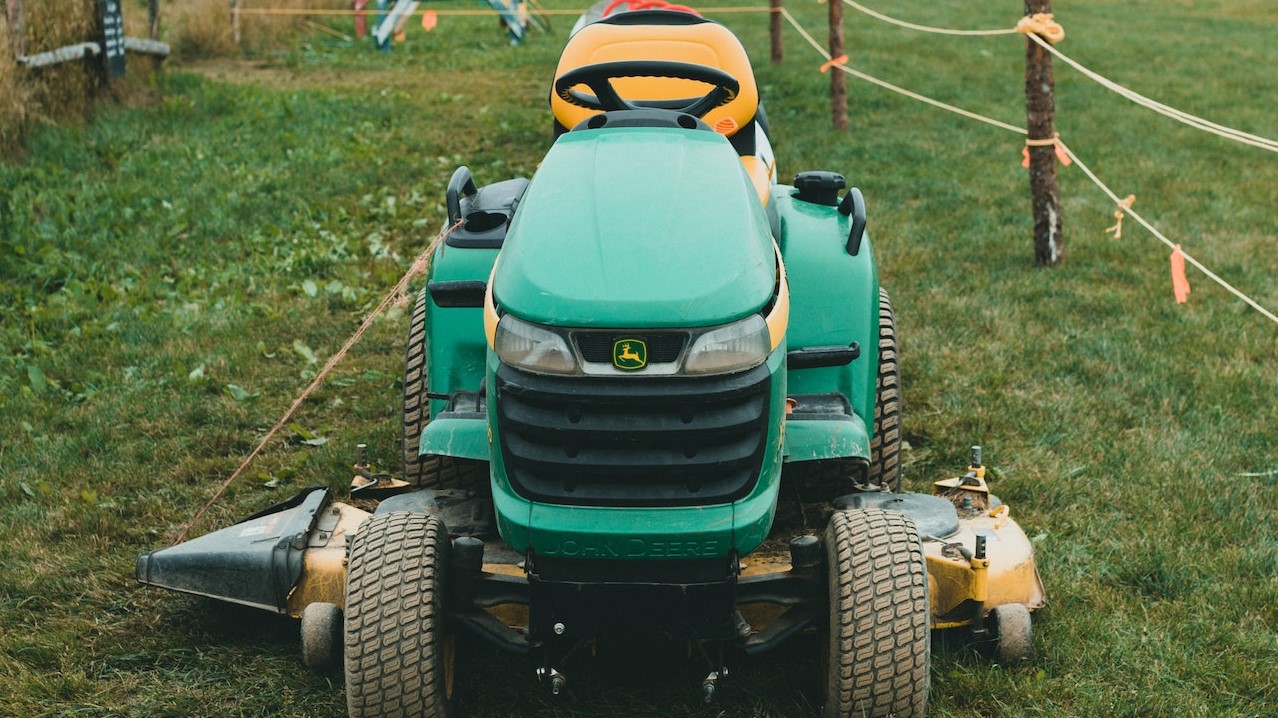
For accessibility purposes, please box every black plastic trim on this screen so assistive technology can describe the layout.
[839,187,867,255]
[533,557,730,583]
[443,171,528,249]
[446,166,477,226]
[528,567,737,640]
[570,108,711,133]
[833,491,962,540]
[428,280,487,308]
[792,170,845,206]
[598,9,709,26]
[496,363,772,507]
[787,342,860,370]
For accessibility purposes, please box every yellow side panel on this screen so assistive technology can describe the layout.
[924,508,1047,626]
[741,155,773,206]
[285,501,370,617]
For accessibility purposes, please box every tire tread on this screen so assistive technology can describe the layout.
[344,512,452,718]
[824,508,929,718]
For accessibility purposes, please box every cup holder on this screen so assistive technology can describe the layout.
[463,211,507,233]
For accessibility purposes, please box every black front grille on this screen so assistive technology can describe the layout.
[574,331,687,364]
[496,364,771,506]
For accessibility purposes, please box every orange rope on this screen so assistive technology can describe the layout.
[171,220,461,545]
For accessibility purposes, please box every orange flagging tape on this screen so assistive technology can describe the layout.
[422,10,437,30]
[1022,132,1072,168]
[820,54,848,73]
[1171,245,1192,304]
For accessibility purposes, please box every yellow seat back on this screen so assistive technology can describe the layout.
[551,17,759,137]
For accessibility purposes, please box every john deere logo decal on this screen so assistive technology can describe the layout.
[613,339,647,370]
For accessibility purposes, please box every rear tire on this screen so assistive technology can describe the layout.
[403,289,489,489]
[866,288,902,491]
[823,508,929,718]
[344,512,454,718]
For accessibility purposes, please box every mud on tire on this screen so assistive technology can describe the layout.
[823,508,929,718]
[344,512,454,718]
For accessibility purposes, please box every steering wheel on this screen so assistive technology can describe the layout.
[554,60,740,119]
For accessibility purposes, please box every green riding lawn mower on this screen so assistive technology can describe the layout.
[138,7,1044,717]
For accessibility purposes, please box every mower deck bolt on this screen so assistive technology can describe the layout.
[702,671,721,703]
[553,622,566,635]
[537,667,567,695]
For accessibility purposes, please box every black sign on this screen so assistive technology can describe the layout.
[98,0,126,81]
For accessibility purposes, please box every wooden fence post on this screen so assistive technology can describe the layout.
[2,0,25,59]
[148,0,159,40]
[232,0,242,45]
[829,0,846,130]
[1024,0,1063,266]
[769,0,782,64]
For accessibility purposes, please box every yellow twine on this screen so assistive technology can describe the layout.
[1105,194,1136,239]
[1022,131,1072,167]
[1024,132,1060,147]
[780,8,1278,326]
[840,0,1019,37]
[1016,13,1065,44]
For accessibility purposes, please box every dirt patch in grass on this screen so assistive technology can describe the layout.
[182,55,536,99]
[182,56,408,90]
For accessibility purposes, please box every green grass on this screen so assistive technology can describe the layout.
[2,0,1277,715]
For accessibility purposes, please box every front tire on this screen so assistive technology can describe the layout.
[823,508,929,718]
[344,512,454,718]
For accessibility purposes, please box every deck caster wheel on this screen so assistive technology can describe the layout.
[989,603,1033,664]
[300,602,343,672]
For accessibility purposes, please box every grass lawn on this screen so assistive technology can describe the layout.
[1,0,1276,715]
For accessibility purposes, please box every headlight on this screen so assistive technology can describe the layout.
[683,314,770,375]
[494,315,578,375]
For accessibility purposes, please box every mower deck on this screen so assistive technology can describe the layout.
[138,458,1044,660]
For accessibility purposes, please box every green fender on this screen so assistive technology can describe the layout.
[783,417,870,463]
[773,185,880,462]
[420,242,498,422]
[419,416,488,461]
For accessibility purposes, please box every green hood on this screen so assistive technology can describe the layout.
[492,127,775,329]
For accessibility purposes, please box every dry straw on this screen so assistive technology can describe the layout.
[0,0,334,151]
[170,0,345,59]
[2,1,97,154]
